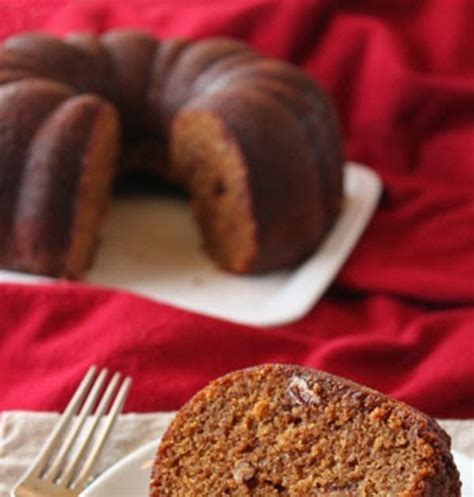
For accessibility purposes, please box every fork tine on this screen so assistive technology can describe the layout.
[71,376,132,491]
[43,368,108,481]
[23,365,97,479]
[57,371,121,487]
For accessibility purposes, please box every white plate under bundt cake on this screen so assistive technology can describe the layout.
[150,365,461,496]
[0,30,344,278]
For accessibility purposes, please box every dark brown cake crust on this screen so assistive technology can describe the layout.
[172,87,330,272]
[12,94,119,277]
[4,32,107,94]
[150,365,461,496]
[0,79,73,267]
[0,30,344,277]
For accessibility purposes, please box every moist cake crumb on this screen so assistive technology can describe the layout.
[150,364,461,496]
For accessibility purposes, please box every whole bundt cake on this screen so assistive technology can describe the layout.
[0,30,344,278]
[151,364,461,496]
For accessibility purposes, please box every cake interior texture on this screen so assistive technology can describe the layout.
[151,365,461,496]
[0,30,344,277]
[171,109,257,273]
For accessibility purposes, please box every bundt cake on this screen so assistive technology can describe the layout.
[151,365,461,496]
[0,30,344,278]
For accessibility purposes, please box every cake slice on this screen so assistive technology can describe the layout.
[150,364,461,496]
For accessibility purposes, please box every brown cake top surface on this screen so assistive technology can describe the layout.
[151,364,460,496]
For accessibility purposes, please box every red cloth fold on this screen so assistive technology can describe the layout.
[0,0,473,418]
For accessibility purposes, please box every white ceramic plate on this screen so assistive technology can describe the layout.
[81,438,473,497]
[0,162,381,327]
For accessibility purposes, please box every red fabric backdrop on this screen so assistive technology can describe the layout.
[0,0,473,418]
